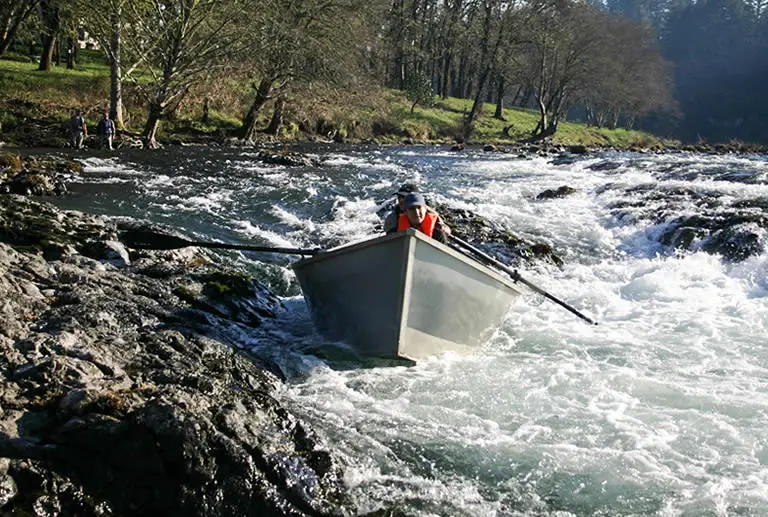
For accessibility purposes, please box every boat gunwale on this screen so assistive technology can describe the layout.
[292,229,523,293]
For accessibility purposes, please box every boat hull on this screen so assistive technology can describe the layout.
[292,229,521,360]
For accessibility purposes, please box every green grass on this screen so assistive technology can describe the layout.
[1,50,670,148]
[0,48,110,126]
[389,94,668,147]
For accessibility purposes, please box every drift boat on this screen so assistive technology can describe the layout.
[291,229,522,360]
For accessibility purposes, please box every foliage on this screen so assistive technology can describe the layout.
[405,71,434,113]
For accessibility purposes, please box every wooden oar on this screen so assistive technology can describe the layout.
[450,234,598,325]
[120,229,322,256]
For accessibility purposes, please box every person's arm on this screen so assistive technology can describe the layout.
[436,214,451,237]
[383,210,398,234]
[431,218,450,243]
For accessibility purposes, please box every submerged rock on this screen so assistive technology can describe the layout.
[0,195,350,516]
[602,182,768,261]
[257,150,320,167]
[536,186,577,200]
[407,201,564,267]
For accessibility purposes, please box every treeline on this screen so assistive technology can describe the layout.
[609,0,768,143]
[0,0,706,146]
[380,0,674,141]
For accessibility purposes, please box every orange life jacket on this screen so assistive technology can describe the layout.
[397,212,438,238]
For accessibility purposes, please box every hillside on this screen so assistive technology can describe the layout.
[1,50,671,149]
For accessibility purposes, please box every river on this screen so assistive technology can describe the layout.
[45,145,768,516]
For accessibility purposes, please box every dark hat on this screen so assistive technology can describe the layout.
[395,183,420,196]
[404,192,426,210]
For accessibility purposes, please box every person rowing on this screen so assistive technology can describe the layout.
[383,182,439,234]
[396,192,451,243]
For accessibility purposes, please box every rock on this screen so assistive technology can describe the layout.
[2,171,67,196]
[536,186,577,200]
[256,150,319,167]
[587,160,622,172]
[603,183,768,261]
[568,145,589,154]
[430,202,564,267]
[483,144,497,152]
[79,239,131,267]
[0,194,350,515]
[450,143,464,151]
[0,474,17,508]
[0,152,23,173]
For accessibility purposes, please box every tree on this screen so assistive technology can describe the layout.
[0,0,39,58]
[579,13,675,129]
[237,0,378,141]
[121,0,257,148]
[406,70,434,112]
[36,0,60,71]
[516,2,602,139]
[75,0,136,128]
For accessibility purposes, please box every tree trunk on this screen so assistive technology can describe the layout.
[109,9,124,128]
[441,54,451,98]
[536,95,548,136]
[238,78,272,141]
[39,32,55,70]
[264,97,285,135]
[493,77,505,120]
[202,96,210,124]
[463,66,491,141]
[142,102,162,149]
[66,36,74,69]
[37,0,59,71]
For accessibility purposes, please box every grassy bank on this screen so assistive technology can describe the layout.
[1,50,670,149]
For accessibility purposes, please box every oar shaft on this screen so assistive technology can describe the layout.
[120,229,321,256]
[195,241,321,256]
[450,235,598,326]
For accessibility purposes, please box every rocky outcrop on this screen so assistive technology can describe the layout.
[257,150,321,167]
[1,153,79,196]
[602,183,768,261]
[377,201,563,267]
[434,203,563,267]
[536,186,577,200]
[0,195,349,516]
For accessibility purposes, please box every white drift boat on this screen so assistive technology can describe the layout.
[292,229,522,360]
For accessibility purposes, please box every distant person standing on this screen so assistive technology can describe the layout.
[69,109,87,149]
[96,112,116,150]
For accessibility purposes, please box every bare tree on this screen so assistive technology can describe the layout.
[120,0,257,148]
[580,14,675,129]
[237,0,377,141]
[517,2,602,139]
[74,0,138,128]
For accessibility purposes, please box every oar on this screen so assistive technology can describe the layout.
[449,234,598,325]
[120,229,322,256]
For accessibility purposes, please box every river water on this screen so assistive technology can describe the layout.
[47,145,768,516]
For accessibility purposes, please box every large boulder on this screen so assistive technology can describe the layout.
[0,195,350,516]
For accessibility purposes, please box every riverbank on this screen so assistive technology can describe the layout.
[0,190,365,515]
[1,52,736,152]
